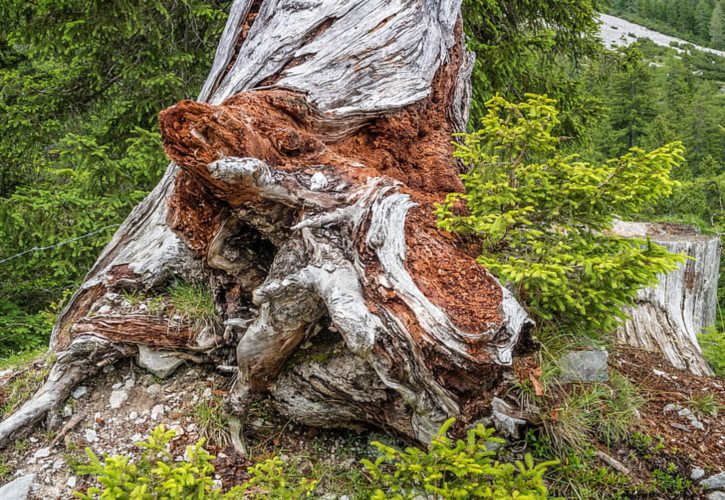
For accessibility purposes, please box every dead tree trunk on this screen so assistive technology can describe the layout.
[612,221,720,376]
[0,0,534,446]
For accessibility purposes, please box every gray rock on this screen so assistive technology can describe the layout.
[691,467,706,480]
[559,350,609,383]
[0,474,36,500]
[151,404,166,420]
[32,448,50,460]
[71,386,88,399]
[702,472,725,490]
[137,346,184,379]
[109,389,128,409]
[707,492,725,500]
[84,428,98,443]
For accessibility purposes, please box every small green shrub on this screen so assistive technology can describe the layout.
[651,463,692,496]
[436,94,685,330]
[361,418,557,499]
[227,456,318,499]
[74,425,318,499]
[75,426,220,499]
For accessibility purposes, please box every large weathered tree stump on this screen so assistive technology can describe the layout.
[612,221,720,376]
[0,0,534,446]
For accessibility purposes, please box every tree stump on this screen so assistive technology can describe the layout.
[0,0,534,446]
[612,221,720,376]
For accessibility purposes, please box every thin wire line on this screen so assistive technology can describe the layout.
[0,224,120,266]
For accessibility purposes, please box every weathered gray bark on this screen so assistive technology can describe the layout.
[1,0,533,447]
[613,221,720,376]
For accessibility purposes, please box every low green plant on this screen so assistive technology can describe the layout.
[361,418,558,499]
[168,281,217,327]
[1,361,51,416]
[74,425,321,499]
[436,94,685,330]
[541,373,644,452]
[228,456,318,499]
[75,426,220,499]
[698,326,725,376]
[651,463,692,496]
[192,394,230,447]
[0,456,10,481]
[688,394,722,417]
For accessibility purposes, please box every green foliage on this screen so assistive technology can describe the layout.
[462,0,603,136]
[531,441,633,500]
[75,425,222,499]
[698,327,725,376]
[540,373,644,451]
[168,281,217,326]
[228,457,318,499]
[0,302,53,359]
[651,463,693,496]
[361,418,558,499]
[0,0,229,357]
[436,94,685,329]
[688,393,723,417]
[0,357,51,417]
[192,394,230,447]
[608,0,725,49]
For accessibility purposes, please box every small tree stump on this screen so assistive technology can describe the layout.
[612,221,720,376]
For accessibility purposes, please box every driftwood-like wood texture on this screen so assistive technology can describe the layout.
[613,221,720,376]
[1,0,534,446]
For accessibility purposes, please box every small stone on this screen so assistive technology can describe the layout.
[701,472,725,490]
[559,350,609,383]
[29,437,38,444]
[112,382,123,390]
[309,172,328,191]
[137,345,184,379]
[691,467,706,480]
[0,474,36,500]
[62,405,73,418]
[109,390,128,409]
[147,383,161,395]
[202,388,212,399]
[71,386,88,399]
[97,305,112,315]
[129,411,138,420]
[124,378,135,389]
[690,419,705,431]
[52,458,64,470]
[84,429,98,443]
[652,368,668,377]
[187,423,197,432]
[706,492,725,500]
[102,364,116,374]
[663,403,682,412]
[170,424,185,437]
[670,422,691,432]
[67,476,77,489]
[33,448,50,459]
[151,404,166,420]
